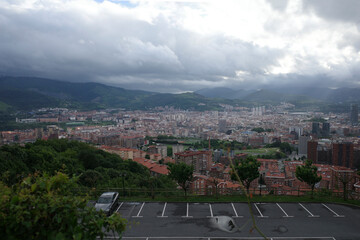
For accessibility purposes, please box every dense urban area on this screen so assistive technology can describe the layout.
[2,103,360,199]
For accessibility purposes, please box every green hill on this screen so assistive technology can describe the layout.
[0,77,227,111]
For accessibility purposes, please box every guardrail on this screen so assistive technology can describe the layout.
[72,186,360,200]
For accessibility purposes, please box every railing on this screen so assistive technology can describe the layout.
[72,186,360,200]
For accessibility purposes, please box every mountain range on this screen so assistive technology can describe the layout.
[1,76,360,112]
[195,87,360,103]
[0,77,230,111]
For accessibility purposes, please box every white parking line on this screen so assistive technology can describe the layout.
[207,203,214,217]
[299,203,319,218]
[254,203,268,218]
[231,203,243,218]
[115,202,124,213]
[322,204,344,218]
[133,202,145,218]
[182,203,193,218]
[158,202,168,218]
[276,203,293,218]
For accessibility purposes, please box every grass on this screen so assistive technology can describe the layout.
[236,147,279,155]
[119,194,360,207]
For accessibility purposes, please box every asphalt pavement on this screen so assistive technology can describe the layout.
[105,202,360,240]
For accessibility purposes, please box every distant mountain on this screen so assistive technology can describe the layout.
[242,89,317,104]
[327,88,360,102]
[195,87,254,99]
[270,86,360,103]
[0,77,227,111]
[197,85,360,104]
[2,76,360,112]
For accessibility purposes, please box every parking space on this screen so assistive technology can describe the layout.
[275,203,310,218]
[189,203,212,218]
[116,202,350,220]
[118,202,359,240]
[254,203,289,218]
[139,202,165,218]
[232,203,252,218]
[116,202,139,218]
[211,203,243,218]
[164,202,187,217]
[323,203,360,219]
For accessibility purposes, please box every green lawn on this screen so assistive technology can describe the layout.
[236,147,279,155]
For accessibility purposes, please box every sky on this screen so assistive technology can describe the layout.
[0,0,360,93]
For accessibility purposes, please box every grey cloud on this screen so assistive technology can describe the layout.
[302,0,360,25]
[0,4,283,92]
[266,0,288,11]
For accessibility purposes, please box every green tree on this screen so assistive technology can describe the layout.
[231,156,260,194]
[295,159,322,198]
[0,172,126,239]
[167,146,173,157]
[167,162,193,198]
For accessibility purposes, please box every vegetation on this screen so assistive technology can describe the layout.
[167,162,194,198]
[0,172,126,239]
[0,77,227,111]
[191,139,248,150]
[251,127,272,133]
[237,147,286,159]
[0,139,175,191]
[231,156,260,193]
[265,142,294,154]
[295,159,322,198]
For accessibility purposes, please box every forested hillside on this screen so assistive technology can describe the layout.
[0,139,175,190]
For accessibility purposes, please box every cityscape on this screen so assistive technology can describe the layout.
[2,103,360,197]
[1,0,360,240]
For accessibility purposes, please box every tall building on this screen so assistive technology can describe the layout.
[307,141,318,162]
[311,122,321,136]
[332,142,354,168]
[350,104,358,126]
[298,135,310,155]
[156,145,168,158]
[172,144,184,158]
[174,150,212,174]
[322,122,330,138]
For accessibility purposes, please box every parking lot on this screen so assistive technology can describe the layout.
[109,202,360,240]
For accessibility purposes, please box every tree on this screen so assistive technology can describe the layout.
[295,159,322,198]
[335,171,355,201]
[231,156,260,194]
[258,173,266,196]
[0,172,126,239]
[167,162,193,198]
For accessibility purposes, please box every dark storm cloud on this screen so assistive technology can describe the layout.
[0,0,360,93]
[0,2,283,92]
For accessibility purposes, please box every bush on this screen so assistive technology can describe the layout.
[0,172,126,239]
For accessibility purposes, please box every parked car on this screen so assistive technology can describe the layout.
[94,192,119,216]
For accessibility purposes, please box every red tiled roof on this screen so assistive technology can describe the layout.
[133,157,169,175]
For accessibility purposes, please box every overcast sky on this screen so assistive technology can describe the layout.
[1,0,360,93]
